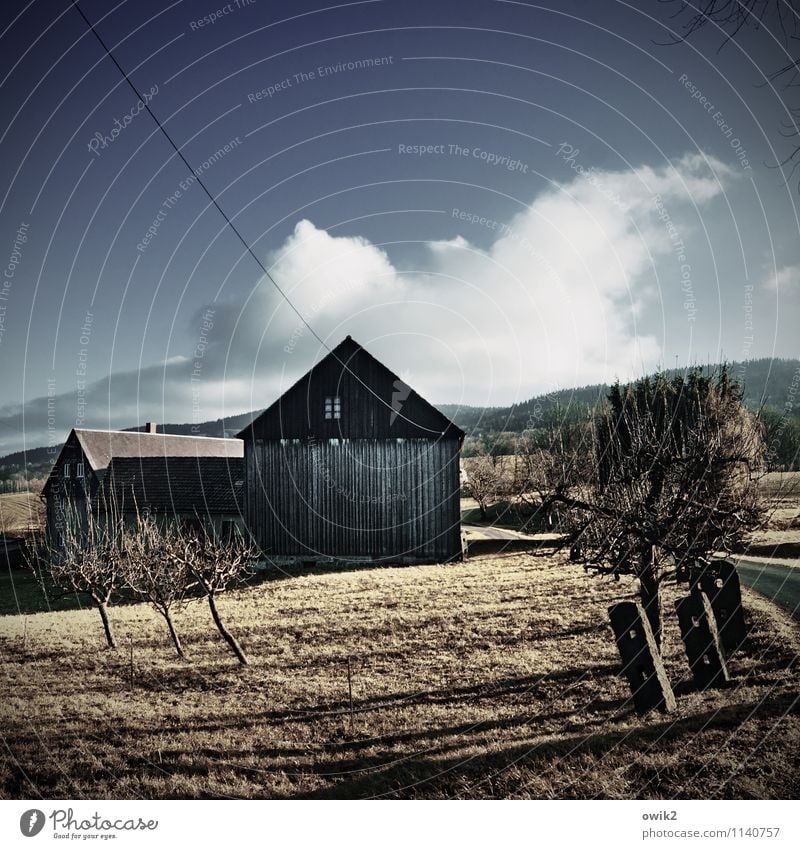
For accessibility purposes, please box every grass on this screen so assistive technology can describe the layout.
[0,565,268,617]
[0,568,88,616]
[746,471,800,558]
[460,499,546,532]
[759,471,800,502]
[0,492,43,534]
[1,553,798,799]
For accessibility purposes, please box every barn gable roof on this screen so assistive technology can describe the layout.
[237,336,465,442]
[94,456,244,516]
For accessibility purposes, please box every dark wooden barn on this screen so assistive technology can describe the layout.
[238,336,464,563]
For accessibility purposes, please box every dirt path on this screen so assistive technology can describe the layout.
[462,524,559,542]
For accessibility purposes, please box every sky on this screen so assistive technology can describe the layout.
[0,0,798,453]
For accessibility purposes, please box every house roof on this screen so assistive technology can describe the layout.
[95,456,244,516]
[73,429,243,473]
[42,429,244,497]
[237,336,465,442]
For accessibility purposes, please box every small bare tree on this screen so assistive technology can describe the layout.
[516,418,591,528]
[177,527,256,666]
[122,512,192,658]
[37,497,125,649]
[464,445,503,521]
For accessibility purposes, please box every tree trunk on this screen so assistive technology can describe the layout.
[639,549,663,651]
[96,600,117,650]
[478,501,487,521]
[208,593,249,665]
[162,609,186,659]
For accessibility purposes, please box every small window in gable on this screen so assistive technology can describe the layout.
[63,462,71,479]
[76,461,85,479]
[324,396,341,420]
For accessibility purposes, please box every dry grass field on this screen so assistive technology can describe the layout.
[759,471,800,526]
[747,472,800,559]
[1,553,798,799]
[0,492,43,534]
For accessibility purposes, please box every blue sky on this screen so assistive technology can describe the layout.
[0,0,798,452]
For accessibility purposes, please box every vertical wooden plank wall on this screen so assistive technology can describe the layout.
[246,437,461,561]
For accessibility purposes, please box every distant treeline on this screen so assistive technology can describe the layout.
[442,357,800,434]
[451,358,800,471]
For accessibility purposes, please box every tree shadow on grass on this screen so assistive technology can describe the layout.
[1,663,622,755]
[131,662,622,723]
[140,693,632,767]
[741,541,800,560]
[112,689,800,799]
[288,689,800,799]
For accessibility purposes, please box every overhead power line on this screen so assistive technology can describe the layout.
[70,1,443,434]
[71,0,317,342]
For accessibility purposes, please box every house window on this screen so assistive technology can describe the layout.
[76,462,85,479]
[63,462,71,479]
[324,396,342,420]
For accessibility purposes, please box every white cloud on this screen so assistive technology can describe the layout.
[761,265,800,293]
[0,152,734,452]
[269,219,398,315]
[238,152,731,404]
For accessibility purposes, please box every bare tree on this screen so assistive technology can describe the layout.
[516,418,592,527]
[176,527,256,666]
[122,512,192,659]
[464,444,503,521]
[533,369,765,649]
[37,498,125,649]
[659,0,800,187]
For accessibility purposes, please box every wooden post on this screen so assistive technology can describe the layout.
[699,560,747,657]
[347,656,354,733]
[129,635,134,691]
[608,601,676,714]
[675,590,730,690]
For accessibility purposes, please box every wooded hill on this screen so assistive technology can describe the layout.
[440,357,800,435]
